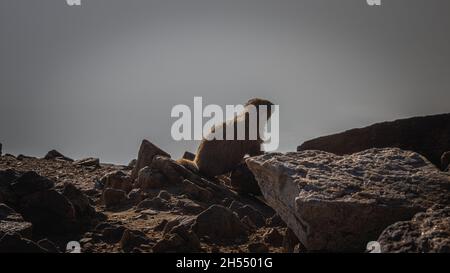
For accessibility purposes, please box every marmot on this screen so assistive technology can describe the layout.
[178,98,274,177]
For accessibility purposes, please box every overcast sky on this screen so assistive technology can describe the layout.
[1,0,449,164]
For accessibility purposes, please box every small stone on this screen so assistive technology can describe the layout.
[44,150,73,161]
[74,157,100,168]
[137,197,169,211]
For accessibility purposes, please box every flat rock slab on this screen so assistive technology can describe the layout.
[246,148,450,252]
[378,206,450,253]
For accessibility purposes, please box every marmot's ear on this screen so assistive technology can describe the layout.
[245,98,274,107]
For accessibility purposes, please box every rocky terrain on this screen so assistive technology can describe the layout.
[0,141,289,253]
[1,113,449,253]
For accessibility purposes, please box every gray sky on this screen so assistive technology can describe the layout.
[1,0,449,164]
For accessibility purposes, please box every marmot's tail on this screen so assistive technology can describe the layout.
[177,158,199,174]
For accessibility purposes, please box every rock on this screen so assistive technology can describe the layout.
[282,228,301,253]
[229,201,265,228]
[169,223,201,252]
[10,171,54,197]
[152,233,186,253]
[37,238,61,253]
[0,169,20,205]
[297,113,450,167]
[192,205,248,242]
[19,189,76,235]
[131,139,171,181]
[442,152,450,172]
[0,143,2,156]
[154,217,200,252]
[74,157,100,168]
[182,179,213,202]
[127,189,145,204]
[248,242,269,253]
[176,199,205,215]
[128,159,137,169]
[162,217,184,234]
[100,171,132,193]
[140,209,158,216]
[266,214,286,227]
[16,154,34,161]
[151,156,186,184]
[378,206,450,253]
[182,151,196,161]
[62,183,97,229]
[101,224,127,243]
[0,233,46,253]
[102,188,127,208]
[137,197,170,211]
[44,149,73,161]
[229,163,262,196]
[263,228,283,247]
[247,148,450,251]
[158,190,171,201]
[0,203,33,239]
[241,216,257,230]
[154,219,168,232]
[136,166,167,190]
[120,229,151,251]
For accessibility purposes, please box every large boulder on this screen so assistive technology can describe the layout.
[19,189,76,234]
[10,171,54,197]
[297,113,450,167]
[131,139,170,181]
[246,148,450,252]
[378,206,450,253]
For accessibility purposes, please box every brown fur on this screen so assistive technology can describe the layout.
[178,98,274,177]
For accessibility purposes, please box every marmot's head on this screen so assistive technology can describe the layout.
[245,98,274,119]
